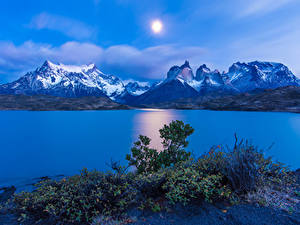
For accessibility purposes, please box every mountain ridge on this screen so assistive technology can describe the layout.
[0,60,151,103]
[0,60,299,105]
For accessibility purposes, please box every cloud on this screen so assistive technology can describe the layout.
[222,17,300,76]
[29,13,96,40]
[238,0,296,17]
[0,41,207,83]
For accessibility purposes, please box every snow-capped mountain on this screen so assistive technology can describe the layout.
[0,60,299,105]
[124,81,151,96]
[224,61,300,91]
[133,60,300,104]
[195,64,224,86]
[133,61,199,104]
[0,60,149,102]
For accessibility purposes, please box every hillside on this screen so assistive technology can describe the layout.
[0,95,129,111]
[141,86,300,113]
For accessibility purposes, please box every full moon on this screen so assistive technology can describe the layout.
[151,20,163,33]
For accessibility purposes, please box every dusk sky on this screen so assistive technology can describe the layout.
[1,0,300,83]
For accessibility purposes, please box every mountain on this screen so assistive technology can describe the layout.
[124,81,151,96]
[193,64,238,96]
[0,61,148,103]
[0,60,299,107]
[133,61,199,105]
[224,61,299,92]
[133,60,300,105]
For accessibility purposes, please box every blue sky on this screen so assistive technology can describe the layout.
[0,0,300,83]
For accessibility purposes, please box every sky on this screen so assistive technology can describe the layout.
[0,0,300,83]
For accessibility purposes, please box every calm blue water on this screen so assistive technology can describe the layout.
[0,109,300,186]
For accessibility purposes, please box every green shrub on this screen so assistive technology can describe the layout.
[14,169,137,224]
[126,120,193,174]
[159,120,194,168]
[126,135,161,174]
[162,162,231,205]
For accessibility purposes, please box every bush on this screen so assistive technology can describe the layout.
[159,120,194,168]
[126,120,193,174]
[194,137,294,194]
[14,169,137,224]
[163,162,231,205]
[126,135,161,174]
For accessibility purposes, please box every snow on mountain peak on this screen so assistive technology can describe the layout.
[124,80,151,96]
[40,60,99,74]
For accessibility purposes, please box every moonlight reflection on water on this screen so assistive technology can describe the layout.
[133,109,183,150]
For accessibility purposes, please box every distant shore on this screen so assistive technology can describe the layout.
[0,85,300,113]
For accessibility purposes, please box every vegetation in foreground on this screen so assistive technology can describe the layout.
[0,121,299,224]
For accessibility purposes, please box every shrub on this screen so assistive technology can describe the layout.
[222,140,262,193]
[126,135,161,174]
[126,120,193,174]
[14,169,137,224]
[159,120,194,168]
[223,138,295,193]
[195,137,294,194]
[163,164,231,204]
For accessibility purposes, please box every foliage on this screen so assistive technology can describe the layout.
[163,165,231,204]
[14,169,137,224]
[194,136,294,194]
[126,135,161,174]
[223,138,294,193]
[159,120,194,168]
[126,120,193,174]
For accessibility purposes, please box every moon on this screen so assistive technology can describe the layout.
[151,20,163,34]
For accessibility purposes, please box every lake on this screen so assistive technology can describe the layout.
[1,109,300,187]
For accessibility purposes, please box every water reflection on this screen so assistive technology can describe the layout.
[133,109,183,150]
